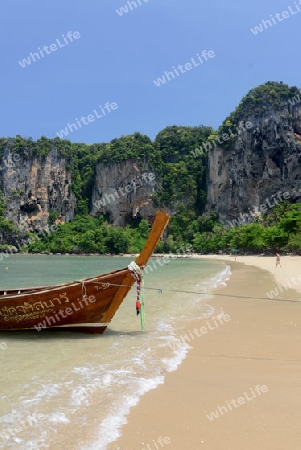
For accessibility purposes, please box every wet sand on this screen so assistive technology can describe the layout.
[109,256,301,450]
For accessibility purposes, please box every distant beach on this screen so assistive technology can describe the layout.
[109,255,301,450]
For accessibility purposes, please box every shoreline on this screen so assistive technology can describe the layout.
[3,251,301,262]
[199,254,301,295]
[108,256,301,449]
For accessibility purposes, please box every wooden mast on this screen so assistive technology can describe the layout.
[101,211,170,324]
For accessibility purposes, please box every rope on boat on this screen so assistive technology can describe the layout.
[89,281,301,304]
[74,280,87,300]
[81,281,87,299]
[127,261,145,331]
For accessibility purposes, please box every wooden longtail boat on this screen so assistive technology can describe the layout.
[0,211,170,334]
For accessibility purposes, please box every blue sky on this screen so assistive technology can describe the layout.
[1,0,300,144]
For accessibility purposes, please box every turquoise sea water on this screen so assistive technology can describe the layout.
[0,255,230,450]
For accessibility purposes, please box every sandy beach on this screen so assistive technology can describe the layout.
[109,256,301,450]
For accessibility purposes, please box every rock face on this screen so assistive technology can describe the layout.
[90,160,157,226]
[2,83,301,241]
[206,102,301,223]
[0,143,158,236]
[0,147,76,235]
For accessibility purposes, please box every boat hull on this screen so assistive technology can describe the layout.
[0,269,130,332]
[7,324,108,334]
[0,211,170,333]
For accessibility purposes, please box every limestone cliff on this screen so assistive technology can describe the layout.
[1,82,301,244]
[206,89,301,222]
[0,145,76,235]
[0,139,158,237]
[90,160,157,226]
